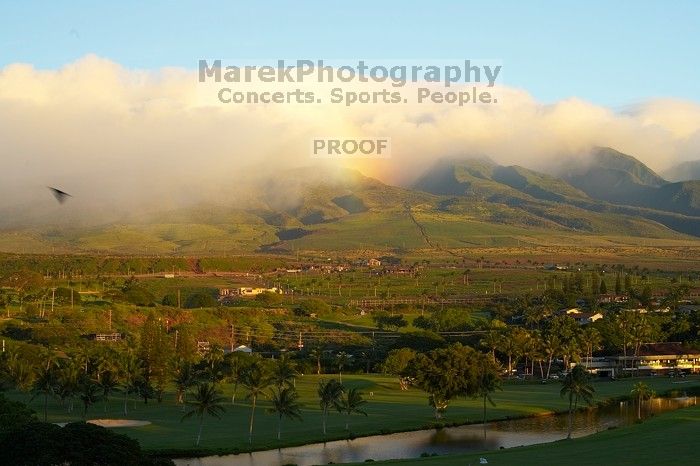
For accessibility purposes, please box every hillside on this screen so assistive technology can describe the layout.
[1,156,700,255]
[412,153,700,238]
[553,147,700,217]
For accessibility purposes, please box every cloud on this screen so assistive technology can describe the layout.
[1,55,699,224]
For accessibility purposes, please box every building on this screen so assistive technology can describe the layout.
[219,287,283,299]
[87,333,122,342]
[598,294,628,304]
[579,342,700,377]
[232,345,253,353]
[367,258,381,267]
[197,341,211,354]
[571,312,604,325]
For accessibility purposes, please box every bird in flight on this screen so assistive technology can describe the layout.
[48,187,72,204]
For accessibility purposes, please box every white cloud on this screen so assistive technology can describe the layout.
[1,55,699,220]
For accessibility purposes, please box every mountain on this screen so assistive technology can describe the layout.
[551,147,700,217]
[663,160,700,182]
[413,154,700,238]
[1,153,700,255]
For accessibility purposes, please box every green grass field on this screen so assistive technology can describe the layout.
[351,402,700,466]
[8,374,699,456]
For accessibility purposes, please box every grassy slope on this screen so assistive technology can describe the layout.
[352,403,700,466]
[8,375,699,455]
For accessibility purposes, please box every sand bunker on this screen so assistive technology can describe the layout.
[87,419,151,428]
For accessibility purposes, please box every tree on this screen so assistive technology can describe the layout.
[270,355,298,390]
[560,365,595,439]
[202,345,225,384]
[0,394,37,432]
[118,352,142,415]
[254,291,283,306]
[267,386,303,440]
[6,355,36,394]
[381,348,416,390]
[56,362,80,413]
[31,366,58,422]
[408,344,480,419]
[499,328,528,377]
[97,370,120,413]
[138,314,171,399]
[173,361,197,408]
[181,383,226,447]
[630,382,655,420]
[0,420,173,466]
[475,354,502,427]
[133,378,156,405]
[184,292,218,309]
[240,361,271,444]
[318,378,344,435]
[479,325,504,361]
[309,346,324,375]
[78,378,102,419]
[372,312,408,330]
[580,327,602,369]
[335,352,351,384]
[224,353,249,405]
[335,387,367,431]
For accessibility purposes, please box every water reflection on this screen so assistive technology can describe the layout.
[175,396,696,466]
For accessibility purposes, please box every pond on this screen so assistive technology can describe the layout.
[174,395,696,466]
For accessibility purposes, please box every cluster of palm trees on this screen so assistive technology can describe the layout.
[179,353,368,446]
[0,345,137,421]
[482,316,604,379]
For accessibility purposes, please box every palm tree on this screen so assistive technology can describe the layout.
[318,378,344,435]
[541,333,562,379]
[499,329,523,377]
[479,329,502,362]
[181,383,226,447]
[7,356,36,394]
[173,362,197,408]
[580,327,602,369]
[78,378,102,419]
[240,361,271,445]
[225,352,248,405]
[97,371,120,413]
[271,355,298,389]
[118,351,142,415]
[56,362,80,413]
[267,386,303,440]
[31,366,58,421]
[560,365,595,439]
[309,346,323,375]
[203,345,225,384]
[335,387,367,431]
[475,354,502,427]
[630,382,655,420]
[336,352,350,384]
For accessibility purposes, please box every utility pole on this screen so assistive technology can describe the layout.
[177,289,181,308]
[50,288,56,316]
[230,324,235,352]
[108,309,112,331]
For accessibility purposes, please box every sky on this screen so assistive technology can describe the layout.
[1,0,699,107]
[1,1,700,222]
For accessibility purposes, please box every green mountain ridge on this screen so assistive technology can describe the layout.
[555,147,700,217]
[1,151,699,255]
